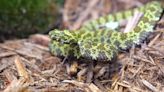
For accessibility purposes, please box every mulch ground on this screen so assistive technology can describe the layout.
[0,0,164,92]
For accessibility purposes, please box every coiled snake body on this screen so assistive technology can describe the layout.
[49,1,163,61]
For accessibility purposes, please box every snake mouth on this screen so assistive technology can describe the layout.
[54,40,78,46]
[51,37,71,44]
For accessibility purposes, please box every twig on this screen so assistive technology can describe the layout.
[131,63,144,78]
[148,33,161,47]
[124,11,143,33]
[141,79,159,92]
[132,55,155,65]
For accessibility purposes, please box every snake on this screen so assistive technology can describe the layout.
[49,1,163,61]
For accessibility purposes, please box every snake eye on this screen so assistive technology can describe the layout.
[49,29,61,40]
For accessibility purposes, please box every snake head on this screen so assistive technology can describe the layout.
[49,29,76,44]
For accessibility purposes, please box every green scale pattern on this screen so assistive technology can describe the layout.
[49,1,163,61]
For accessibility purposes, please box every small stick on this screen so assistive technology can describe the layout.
[124,11,143,33]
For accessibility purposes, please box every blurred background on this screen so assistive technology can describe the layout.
[0,0,64,40]
[0,0,151,41]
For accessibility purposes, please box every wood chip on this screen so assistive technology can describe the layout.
[0,52,16,58]
[14,56,30,82]
[63,80,102,92]
[3,78,31,92]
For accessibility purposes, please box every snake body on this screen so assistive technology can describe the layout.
[49,1,163,61]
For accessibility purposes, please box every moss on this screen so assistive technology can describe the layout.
[0,0,61,38]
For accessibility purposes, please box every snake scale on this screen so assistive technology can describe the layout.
[49,1,163,61]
